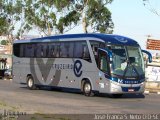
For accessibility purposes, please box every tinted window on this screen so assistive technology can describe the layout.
[25,44,34,57]
[90,41,105,55]
[13,41,91,62]
[48,43,60,58]
[60,42,74,58]
[74,41,91,61]
[20,44,25,57]
[13,44,20,57]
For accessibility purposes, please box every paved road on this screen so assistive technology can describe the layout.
[0,80,160,114]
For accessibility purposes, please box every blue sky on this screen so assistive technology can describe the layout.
[108,0,160,51]
[25,0,160,52]
[67,0,160,52]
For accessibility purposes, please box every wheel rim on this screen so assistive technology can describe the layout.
[28,78,33,88]
[84,83,91,93]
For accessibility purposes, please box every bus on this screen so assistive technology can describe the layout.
[12,33,152,97]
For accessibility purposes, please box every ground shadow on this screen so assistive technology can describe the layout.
[96,93,145,99]
[20,85,145,99]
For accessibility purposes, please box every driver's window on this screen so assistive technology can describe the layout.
[98,50,109,73]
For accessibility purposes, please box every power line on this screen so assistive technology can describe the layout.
[143,0,160,17]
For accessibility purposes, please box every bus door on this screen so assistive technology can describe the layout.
[97,49,112,92]
[97,49,111,77]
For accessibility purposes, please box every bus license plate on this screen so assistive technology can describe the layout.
[128,89,134,92]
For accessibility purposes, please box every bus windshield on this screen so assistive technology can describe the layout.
[110,45,144,78]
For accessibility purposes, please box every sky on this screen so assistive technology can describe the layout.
[66,0,160,53]
[108,0,160,51]
[24,0,160,53]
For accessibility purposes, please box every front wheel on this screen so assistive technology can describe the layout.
[27,76,36,90]
[83,81,94,97]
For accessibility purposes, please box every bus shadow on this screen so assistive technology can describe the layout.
[20,86,145,99]
[96,93,145,99]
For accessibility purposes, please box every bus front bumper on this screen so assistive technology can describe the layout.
[109,81,145,94]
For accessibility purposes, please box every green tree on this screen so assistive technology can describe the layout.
[22,0,78,35]
[1,40,9,45]
[72,0,114,33]
[0,17,9,36]
[0,0,23,43]
[0,0,114,39]
[22,0,114,35]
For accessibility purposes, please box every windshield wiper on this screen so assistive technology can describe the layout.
[122,60,140,78]
[122,60,129,78]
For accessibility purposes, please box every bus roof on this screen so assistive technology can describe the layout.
[14,33,139,46]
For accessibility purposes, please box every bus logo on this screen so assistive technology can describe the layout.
[74,60,82,77]
[114,36,128,43]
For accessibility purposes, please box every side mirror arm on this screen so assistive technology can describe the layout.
[142,50,152,63]
[98,48,113,61]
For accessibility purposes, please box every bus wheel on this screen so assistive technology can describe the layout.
[27,76,36,90]
[83,81,94,97]
[112,94,123,98]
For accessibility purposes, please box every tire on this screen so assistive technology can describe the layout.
[27,76,36,90]
[83,81,94,97]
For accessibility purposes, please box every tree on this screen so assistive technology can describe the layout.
[0,17,9,36]
[22,0,79,36]
[87,0,114,33]
[71,0,114,33]
[0,0,23,43]
[22,0,114,35]
[1,40,9,45]
[0,0,114,38]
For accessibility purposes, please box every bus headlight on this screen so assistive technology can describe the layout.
[110,81,121,92]
[111,87,119,92]
[111,80,120,86]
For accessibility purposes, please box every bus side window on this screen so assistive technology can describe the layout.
[49,45,55,57]
[60,42,74,58]
[13,44,21,57]
[39,44,44,57]
[82,45,88,58]
[74,41,91,62]
[60,43,68,58]
[74,42,83,58]
[36,44,42,57]
[25,44,34,57]
[98,50,109,74]
[20,44,24,57]
[48,43,59,58]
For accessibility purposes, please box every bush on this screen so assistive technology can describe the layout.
[1,40,9,45]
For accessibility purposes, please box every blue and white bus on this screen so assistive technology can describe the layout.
[12,33,152,97]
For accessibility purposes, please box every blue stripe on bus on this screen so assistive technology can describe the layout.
[111,76,145,84]
[14,33,139,46]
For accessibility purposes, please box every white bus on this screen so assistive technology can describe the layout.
[12,33,152,97]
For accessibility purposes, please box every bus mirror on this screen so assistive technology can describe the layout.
[98,48,113,62]
[105,48,113,62]
[142,50,152,63]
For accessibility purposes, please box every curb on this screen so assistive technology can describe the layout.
[144,90,160,95]
[144,81,160,95]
